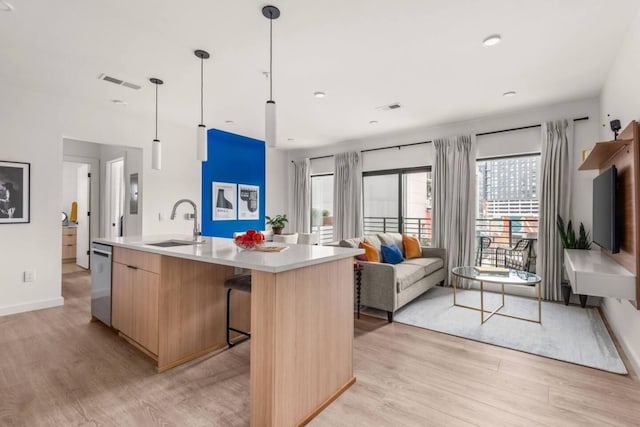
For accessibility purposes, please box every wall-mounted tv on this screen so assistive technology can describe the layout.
[592,165,620,254]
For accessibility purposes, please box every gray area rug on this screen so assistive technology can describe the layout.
[392,286,627,374]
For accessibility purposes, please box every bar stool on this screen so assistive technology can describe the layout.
[224,273,252,347]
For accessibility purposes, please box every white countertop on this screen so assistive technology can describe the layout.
[94,235,363,273]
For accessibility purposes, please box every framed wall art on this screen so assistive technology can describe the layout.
[212,181,237,221]
[0,161,30,224]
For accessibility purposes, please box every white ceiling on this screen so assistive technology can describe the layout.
[1,0,638,149]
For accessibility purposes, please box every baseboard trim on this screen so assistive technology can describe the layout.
[0,297,65,317]
[601,303,640,377]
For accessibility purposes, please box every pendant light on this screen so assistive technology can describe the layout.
[194,49,210,161]
[150,77,164,170]
[262,5,280,148]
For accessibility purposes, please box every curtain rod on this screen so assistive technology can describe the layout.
[294,116,590,162]
[476,116,589,137]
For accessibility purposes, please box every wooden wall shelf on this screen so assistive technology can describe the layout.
[579,139,631,171]
[576,120,639,309]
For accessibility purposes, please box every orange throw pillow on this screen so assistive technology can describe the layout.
[402,235,422,259]
[359,240,380,262]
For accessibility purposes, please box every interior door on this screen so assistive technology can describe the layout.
[107,158,125,238]
[76,164,90,269]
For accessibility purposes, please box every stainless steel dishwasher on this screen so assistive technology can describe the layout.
[91,242,112,326]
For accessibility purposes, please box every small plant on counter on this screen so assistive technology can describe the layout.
[557,214,591,249]
[266,214,288,235]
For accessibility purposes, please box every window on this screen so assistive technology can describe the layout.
[476,154,540,250]
[363,167,432,245]
[311,174,334,244]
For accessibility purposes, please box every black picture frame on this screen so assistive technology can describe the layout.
[0,160,30,224]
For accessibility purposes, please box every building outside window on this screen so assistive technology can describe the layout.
[476,154,540,266]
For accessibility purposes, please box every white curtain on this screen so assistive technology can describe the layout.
[333,151,362,240]
[537,119,573,301]
[432,135,476,285]
[291,159,311,233]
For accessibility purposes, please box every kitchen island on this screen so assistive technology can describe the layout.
[94,235,363,427]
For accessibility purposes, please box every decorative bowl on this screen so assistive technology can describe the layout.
[233,240,262,251]
[234,230,267,250]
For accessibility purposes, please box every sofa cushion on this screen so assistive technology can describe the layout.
[359,241,380,262]
[381,244,404,265]
[378,232,404,255]
[363,235,383,252]
[339,237,363,249]
[402,257,444,276]
[402,234,422,259]
[395,263,428,292]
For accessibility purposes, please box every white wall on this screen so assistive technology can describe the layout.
[61,162,79,215]
[266,147,289,220]
[0,78,288,317]
[0,84,188,314]
[599,7,640,374]
[292,97,600,233]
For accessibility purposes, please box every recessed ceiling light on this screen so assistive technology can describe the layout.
[503,91,517,97]
[369,120,379,125]
[0,1,14,11]
[110,99,128,105]
[482,34,502,47]
[225,120,234,124]
[313,91,326,98]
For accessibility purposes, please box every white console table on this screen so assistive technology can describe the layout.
[564,249,636,301]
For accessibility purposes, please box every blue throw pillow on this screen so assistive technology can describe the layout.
[381,244,404,265]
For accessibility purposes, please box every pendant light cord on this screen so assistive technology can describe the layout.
[154,83,158,140]
[269,10,273,101]
[200,56,204,125]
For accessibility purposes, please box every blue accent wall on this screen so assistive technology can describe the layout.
[202,129,265,238]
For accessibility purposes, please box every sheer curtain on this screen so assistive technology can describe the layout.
[291,159,310,233]
[333,151,362,240]
[432,135,476,285]
[537,119,573,301]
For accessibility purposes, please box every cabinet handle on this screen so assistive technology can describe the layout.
[127,265,138,270]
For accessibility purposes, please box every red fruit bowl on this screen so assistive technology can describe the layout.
[234,240,262,250]
[234,231,266,250]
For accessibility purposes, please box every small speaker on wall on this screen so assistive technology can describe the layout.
[610,119,621,139]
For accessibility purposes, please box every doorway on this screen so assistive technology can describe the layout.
[61,161,92,271]
[106,157,125,238]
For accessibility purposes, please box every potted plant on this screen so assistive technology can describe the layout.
[557,215,591,250]
[266,214,288,235]
[322,209,333,226]
[557,214,591,305]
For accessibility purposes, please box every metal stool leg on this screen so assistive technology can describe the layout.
[226,288,251,348]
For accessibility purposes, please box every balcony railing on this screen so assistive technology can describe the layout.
[311,224,334,244]
[317,216,538,265]
[361,216,537,264]
[363,216,432,245]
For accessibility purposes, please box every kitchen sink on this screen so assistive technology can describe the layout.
[146,240,205,248]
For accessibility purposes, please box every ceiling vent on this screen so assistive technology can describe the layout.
[97,73,142,90]
[376,102,402,111]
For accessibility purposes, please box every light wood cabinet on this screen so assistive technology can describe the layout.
[112,252,160,355]
[111,247,246,371]
[62,227,76,262]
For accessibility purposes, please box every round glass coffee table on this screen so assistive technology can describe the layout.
[451,266,542,324]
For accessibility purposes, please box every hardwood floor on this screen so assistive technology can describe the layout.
[0,271,638,426]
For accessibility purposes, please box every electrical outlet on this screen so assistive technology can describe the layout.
[24,271,35,282]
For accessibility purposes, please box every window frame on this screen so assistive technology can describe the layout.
[362,166,432,235]
[310,173,335,243]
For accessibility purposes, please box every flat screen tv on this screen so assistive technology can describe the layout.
[592,165,620,253]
